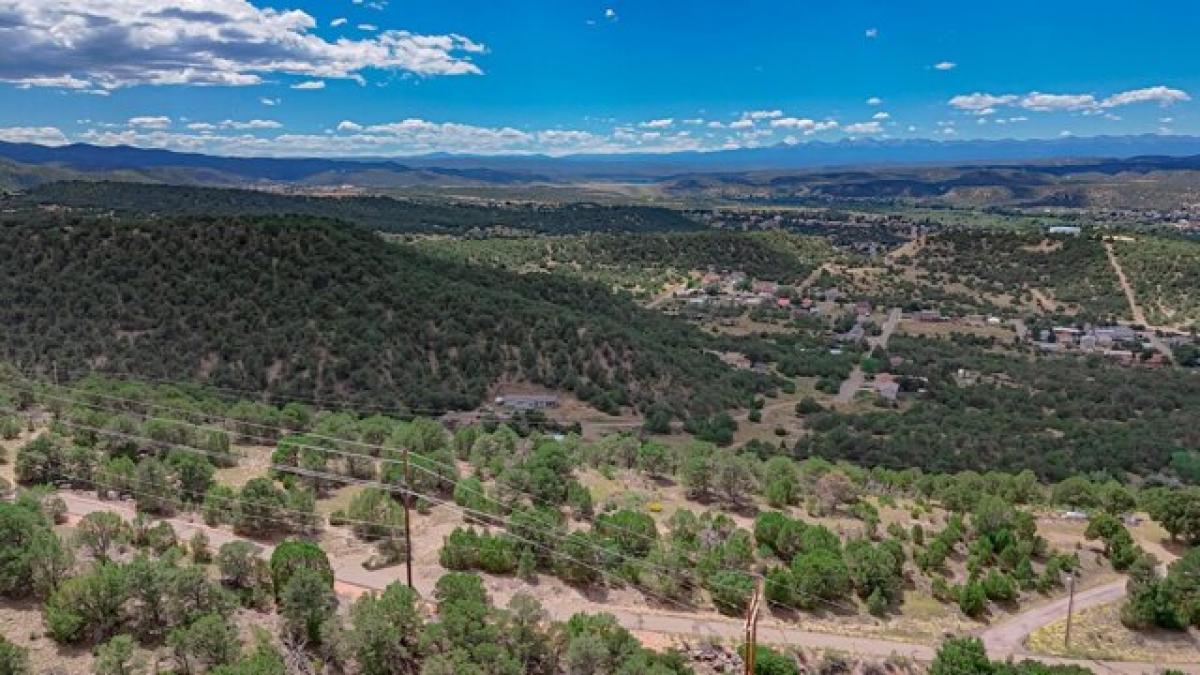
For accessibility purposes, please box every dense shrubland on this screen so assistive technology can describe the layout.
[0,215,779,421]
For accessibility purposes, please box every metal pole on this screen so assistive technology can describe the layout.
[1064,573,1075,650]
[401,445,414,589]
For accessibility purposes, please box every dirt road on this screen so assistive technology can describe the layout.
[1103,240,1175,362]
[979,578,1128,657]
[835,308,901,405]
[52,492,1199,672]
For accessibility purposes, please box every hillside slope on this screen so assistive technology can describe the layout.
[0,215,774,417]
[8,181,702,234]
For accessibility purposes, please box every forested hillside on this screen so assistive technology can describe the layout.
[7,181,702,234]
[0,215,775,418]
[413,230,839,289]
[800,335,1200,479]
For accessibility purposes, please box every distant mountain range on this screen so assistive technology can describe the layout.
[4,134,1200,189]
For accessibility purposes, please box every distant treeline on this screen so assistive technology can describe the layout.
[10,181,703,234]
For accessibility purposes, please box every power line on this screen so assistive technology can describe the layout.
[3,382,863,616]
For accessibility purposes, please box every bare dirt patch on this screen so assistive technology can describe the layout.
[1025,601,1200,663]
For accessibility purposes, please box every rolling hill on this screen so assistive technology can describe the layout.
[0,214,775,420]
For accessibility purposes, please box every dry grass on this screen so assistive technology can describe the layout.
[1025,601,1200,663]
[896,320,1014,341]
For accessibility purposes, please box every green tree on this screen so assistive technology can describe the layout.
[233,478,285,537]
[0,503,49,598]
[0,635,29,675]
[134,457,176,515]
[269,540,333,601]
[279,566,337,644]
[930,637,993,675]
[348,582,424,675]
[75,511,131,562]
[707,570,755,616]
[93,634,144,675]
[45,563,129,645]
[168,613,241,673]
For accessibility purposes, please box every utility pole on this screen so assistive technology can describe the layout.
[1064,573,1076,650]
[401,445,414,589]
[743,578,764,675]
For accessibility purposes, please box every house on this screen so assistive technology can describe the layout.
[986,316,1003,326]
[776,297,791,308]
[1062,510,1089,521]
[874,373,900,401]
[854,301,873,316]
[916,310,943,322]
[495,394,560,410]
[1078,335,1098,352]
[837,324,866,342]
[1048,226,1082,236]
[800,297,813,309]
[752,280,779,295]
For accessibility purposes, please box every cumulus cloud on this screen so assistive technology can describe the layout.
[1100,86,1190,108]
[948,93,1018,113]
[933,61,957,71]
[950,86,1190,115]
[330,17,347,27]
[0,0,486,91]
[844,121,883,134]
[0,125,69,145]
[769,118,839,134]
[866,97,882,106]
[872,111,890,120]
[729,119,755,129]
[336,120,363,132]
[865,27,878,38]
[128,116,172,129]
[261,97,281,106]
[741,109,783,120]
[291,80,326,90]
[639,118,674,129]
[1020,92,1096,111]
[357,24,378,32]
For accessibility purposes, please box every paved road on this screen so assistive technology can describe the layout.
[53,492,1200,672]
[835,308,901,405]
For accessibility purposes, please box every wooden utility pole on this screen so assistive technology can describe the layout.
[1064,573,1076,649]
[743,578,764,675]
[401,445,414,589]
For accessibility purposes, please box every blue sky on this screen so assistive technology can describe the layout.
[0,0,1196,156]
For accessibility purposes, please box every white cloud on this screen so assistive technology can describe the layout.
[865,27,878,38]
[933,61,957,71]
[358,24,378,32]
[741,109,783,120]
[682,118,704,125]
[0,125,69,145]
[872,111,890,120]
[948,93,1018,113]
[706,121,725,129]
[639,118,674,129]
[604,8,617,20]
[291,80,326,90]
[866,97,882,106]
[330,17,347,27]
[844,121,883,135]
[729,119,755,129]
[128,116,172,129]
[770,118,839,135]
[949,86,1191,116]
[336,120,363,132]
[186,122,217,131]
[1100,85,1190,108]
[1020,92,1097,111]
[260,97,281,106]
[0,0,486,91]
[223,119,282,130]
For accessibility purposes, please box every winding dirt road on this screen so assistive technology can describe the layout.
[52,492,1198,672]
